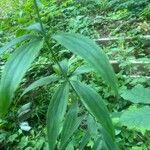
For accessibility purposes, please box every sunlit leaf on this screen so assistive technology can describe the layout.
[19,121,31,131]
[47,82,69,150]
[120,106,150,133]
[121,84,150,104]
[0,38,44,117]
[53,33,118,95]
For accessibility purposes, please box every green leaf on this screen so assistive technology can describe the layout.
[79,115,101,150]
[21,74,59,97]
[71,80,115,141]
[52,33,118,95]
[93,127,119,150]
[100,127,119,150]
[17,102,32,122]
[120,106,150,133]
[0,34,36,55]
[131,146,143,150]
[79,132,91,150]
[121,84,150,104]
[87,115,99,138]
[60,102,83,149]
[25,22,42,32]
[66,141,74,150]
[0,38,44,117]
[53,59,69,75]
[90,116,119,150]
[92,136,104,150]
[47,82,69,150]
[71,64,94,77]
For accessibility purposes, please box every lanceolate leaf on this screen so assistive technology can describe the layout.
[79,115,99,150]
[53,59,69,76]
[92,127,119,150]
[0,34,36,55]
[71,80,115,141]
[60,102,83,149]
[52,33,118,95]
[21,74,59,97]
[92,131,119,150]
[121,84,150,104]
[25,22,42,33]
[87,115,99,137]
[66,141,74,150]
[0,38,43,117]
[79,132,91,150]
[92,136,104,150]
[47,83,69,150]
[100,127,119,150]
[71,64,94,77]
[120,106,150,133]
[89,116,119,150]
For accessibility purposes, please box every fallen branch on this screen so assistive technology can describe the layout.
[96,35,150,42]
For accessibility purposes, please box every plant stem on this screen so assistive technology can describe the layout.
[33,0,68,80]
[33,0,80,97]
[33,0,45,33]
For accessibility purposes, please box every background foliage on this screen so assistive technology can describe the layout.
[0,0,150,149]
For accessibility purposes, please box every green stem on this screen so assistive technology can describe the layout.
[33,0,45,33]
[33,0,80,97]
[33,0,68,80]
